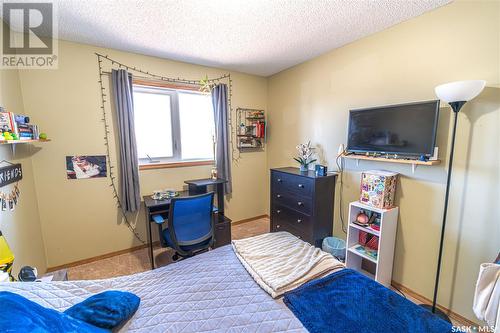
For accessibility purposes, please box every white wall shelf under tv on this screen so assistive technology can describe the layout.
[342,153,440,173]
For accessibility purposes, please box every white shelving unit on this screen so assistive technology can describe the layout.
[345,201,399,287]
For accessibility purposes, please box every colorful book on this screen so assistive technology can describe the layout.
[354,245,378,260]
[0,112,16,133]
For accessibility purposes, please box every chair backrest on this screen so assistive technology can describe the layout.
[168,192,214,247]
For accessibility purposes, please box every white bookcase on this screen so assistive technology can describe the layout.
[345,201,399,287]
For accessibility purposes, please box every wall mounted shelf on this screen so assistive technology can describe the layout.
[236,108,266,151]
[0,139,51,145]
[0,139,51,155]
[342,153,440,173]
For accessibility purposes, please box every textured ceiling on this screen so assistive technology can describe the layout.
[50,0,451,76]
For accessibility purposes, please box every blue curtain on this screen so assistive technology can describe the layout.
[111,69,141,212]
[211,84,232,194]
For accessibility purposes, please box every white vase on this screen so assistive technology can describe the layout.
[299,165,308,172]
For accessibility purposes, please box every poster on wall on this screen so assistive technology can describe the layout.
[66,156,107,179]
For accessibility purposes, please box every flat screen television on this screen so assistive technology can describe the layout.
[347,100,439,157]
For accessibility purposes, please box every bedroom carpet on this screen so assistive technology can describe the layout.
[67,217,270,280]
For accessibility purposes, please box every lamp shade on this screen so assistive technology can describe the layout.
[435,80,486,103]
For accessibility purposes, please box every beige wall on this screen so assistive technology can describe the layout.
[0,68,47,276]
[267,0,499,322]
[17,41,268,268]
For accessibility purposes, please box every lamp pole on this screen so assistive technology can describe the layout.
[424,101,465,322]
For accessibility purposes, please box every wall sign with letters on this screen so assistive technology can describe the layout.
[0,163,22,187]
[0,163,22,211]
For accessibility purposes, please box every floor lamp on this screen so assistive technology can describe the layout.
[421,80,486,321]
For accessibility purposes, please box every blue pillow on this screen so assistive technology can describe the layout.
[0,291,107,333]
[64,290,140,329]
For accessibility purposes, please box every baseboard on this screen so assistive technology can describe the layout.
[231,214,269,226]
[46,241,160,272]
[391,281,479,328]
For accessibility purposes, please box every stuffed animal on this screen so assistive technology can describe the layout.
[356,211,369,224]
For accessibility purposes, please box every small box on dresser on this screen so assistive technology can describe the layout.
[270,167,337,247]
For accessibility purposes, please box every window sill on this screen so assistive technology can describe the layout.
[139,160,214,170]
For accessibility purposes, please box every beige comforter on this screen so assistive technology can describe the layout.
[232,231,344,298]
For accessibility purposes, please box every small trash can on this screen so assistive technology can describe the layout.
[322,237,346,261]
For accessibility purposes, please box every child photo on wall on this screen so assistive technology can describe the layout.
[66,155,107,179]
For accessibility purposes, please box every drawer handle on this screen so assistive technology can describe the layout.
[297,201,304,206]
[276,210,281,214]
[298,184,304,188]
[276,224,280,229]
[297,219,302,223]
[277,178,282,182]
[276,194,282,198]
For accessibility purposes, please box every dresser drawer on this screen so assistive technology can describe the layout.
[271,218,311,242]
[272,171,313,196]
[272,204,312,230]
[272,191,312,215]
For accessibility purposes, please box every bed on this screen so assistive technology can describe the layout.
[0,232,453,333]
[0,245,306,332]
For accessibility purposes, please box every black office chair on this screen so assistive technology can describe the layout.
[157,192,215,261]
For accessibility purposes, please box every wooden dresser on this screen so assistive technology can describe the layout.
[270,167,337,247]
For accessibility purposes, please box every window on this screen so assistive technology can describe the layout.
[133,82,215,168]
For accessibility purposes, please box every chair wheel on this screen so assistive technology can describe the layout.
[172,253,180,261]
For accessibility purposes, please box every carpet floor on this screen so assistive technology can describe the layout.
[67,217,270,280]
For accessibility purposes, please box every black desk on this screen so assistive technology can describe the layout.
[184,178,227,215]
[143,190,231,269]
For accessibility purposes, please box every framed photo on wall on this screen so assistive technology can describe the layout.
[66,155,107,179]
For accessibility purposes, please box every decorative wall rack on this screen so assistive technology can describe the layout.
[236,108,266,151]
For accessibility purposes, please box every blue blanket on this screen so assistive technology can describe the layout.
[283,269,453,333]
[0,290,140,332]
[0,291,107,332]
